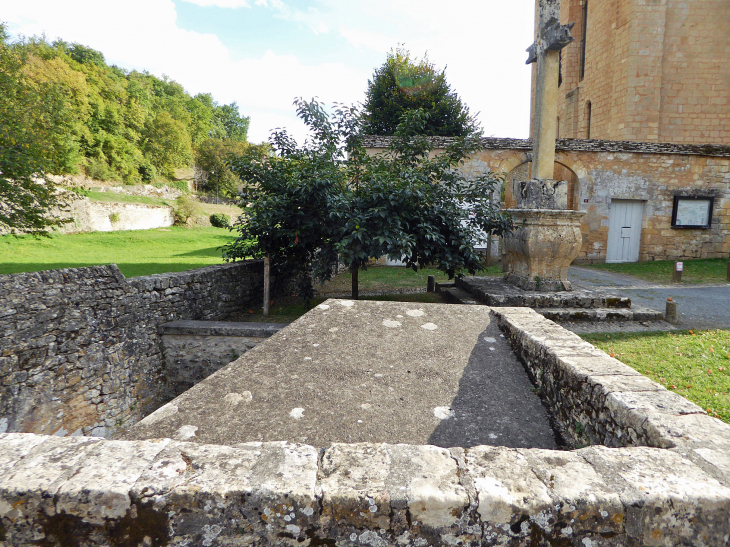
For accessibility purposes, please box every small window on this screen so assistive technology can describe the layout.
[579,0,588,80]
[671,196,714,229]
[585,101,592,138]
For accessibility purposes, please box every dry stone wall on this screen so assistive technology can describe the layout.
[0,261,270,438]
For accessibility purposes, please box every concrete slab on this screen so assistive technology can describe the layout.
[122,300,559,449]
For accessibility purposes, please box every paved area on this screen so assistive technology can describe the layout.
[123,300,558,450]
[569,266,730,330]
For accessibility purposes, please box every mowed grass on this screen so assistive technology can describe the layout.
[583,257,730,284]
[582,329,730,424]
[0,226,237,278]
[317,262,504,294]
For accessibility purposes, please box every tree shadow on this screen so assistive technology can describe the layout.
[427,318,560,449]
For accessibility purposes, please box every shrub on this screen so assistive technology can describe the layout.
[109,212,120,224]
[174,195,198,225]
[209,213,230,228]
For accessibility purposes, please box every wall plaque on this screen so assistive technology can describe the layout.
[671,196,713,229]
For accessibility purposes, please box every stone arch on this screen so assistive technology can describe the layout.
[504,160,582,210]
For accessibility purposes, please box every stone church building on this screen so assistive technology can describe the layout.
[367,0,730,264]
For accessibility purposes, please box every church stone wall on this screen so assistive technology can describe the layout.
[366,136,730,263]
[555,0,730,145]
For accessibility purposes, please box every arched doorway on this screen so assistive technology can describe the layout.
[504,162,580,210]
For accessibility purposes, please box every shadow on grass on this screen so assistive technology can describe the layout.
[173,246,226,258]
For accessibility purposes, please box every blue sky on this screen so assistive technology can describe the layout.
[1,0,536,144]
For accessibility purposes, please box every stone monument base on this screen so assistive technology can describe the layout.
[504,208,585,291]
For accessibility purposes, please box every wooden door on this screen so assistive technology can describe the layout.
[606,200,644,263]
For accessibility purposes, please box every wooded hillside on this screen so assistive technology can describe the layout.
[0,26,251,185]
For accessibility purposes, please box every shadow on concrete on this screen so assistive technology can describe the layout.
[428,320,560,450]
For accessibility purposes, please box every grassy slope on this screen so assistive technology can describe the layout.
[0,226,238,278]
[583,258,729,284]
[583,330,730,424]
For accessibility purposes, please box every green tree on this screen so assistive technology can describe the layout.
[213,102,250,142]
[141,111,193,178]
[362,48,476,137]
[0,27,76,234]
[224,98,510,300]
[195,138,269,199]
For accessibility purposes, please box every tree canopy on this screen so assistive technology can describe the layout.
[0,24,254,234]
[1,28,250,185]
[223,98,511,300]
[361,48,476,137]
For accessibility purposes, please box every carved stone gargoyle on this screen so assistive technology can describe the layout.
[526,21,575,64]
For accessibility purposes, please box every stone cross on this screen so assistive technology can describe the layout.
[527,0,575,180]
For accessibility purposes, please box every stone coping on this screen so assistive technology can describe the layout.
[158,320,287,338]
[2,307,730,546]
[361,135,730,158]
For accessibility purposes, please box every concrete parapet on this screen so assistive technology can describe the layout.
[1,432,730,546]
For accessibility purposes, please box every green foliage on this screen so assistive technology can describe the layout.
[142,111,193,178]
[108,212,120,224]
[195,138,270,198]
[174,194,198,225]
[224,98,511,299]
[209,213,230,228]
[0,27,77,234]
[0,29,252,191]
[362,47,476,137]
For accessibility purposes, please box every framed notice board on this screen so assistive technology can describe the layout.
[671,196,713,229]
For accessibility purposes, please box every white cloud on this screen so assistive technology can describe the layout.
[179,0,252,8]
[0,0,536,142]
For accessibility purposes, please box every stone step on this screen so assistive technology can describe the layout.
[535,306,664,323]
[456,276,632,309]
[438,286,481,305]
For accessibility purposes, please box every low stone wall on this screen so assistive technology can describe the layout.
[0,261,272,438]
[2,307,729,546]
[159,321,286,400]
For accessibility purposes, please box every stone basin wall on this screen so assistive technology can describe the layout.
[1,308,729,546]
[0,261,274,438]
[159,321,287,401]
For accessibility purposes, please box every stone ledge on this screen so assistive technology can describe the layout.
[159,320,287,338]
[493,306,730,451]
[2,433,730,546]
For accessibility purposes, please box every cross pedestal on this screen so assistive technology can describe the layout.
[503,0,583,292]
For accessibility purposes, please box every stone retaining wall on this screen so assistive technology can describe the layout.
[0,261,271,438]
[159,321,286,400]
[1,308,729,546]
[58,199,175,233]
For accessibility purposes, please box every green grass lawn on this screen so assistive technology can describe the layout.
[582,329,730,424]
[582,257,730,284]
[0,226,237,278]
[233,291,447,324]
[317,263,503,294]
[83,191,173,207]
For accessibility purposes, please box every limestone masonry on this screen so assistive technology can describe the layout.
[0,261,275,438]
[549,0,730,145]
[2,306,729,546]
[364,136,730,263]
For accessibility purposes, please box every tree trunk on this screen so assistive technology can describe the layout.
[263,255,271,317]
[351,266,359,300]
